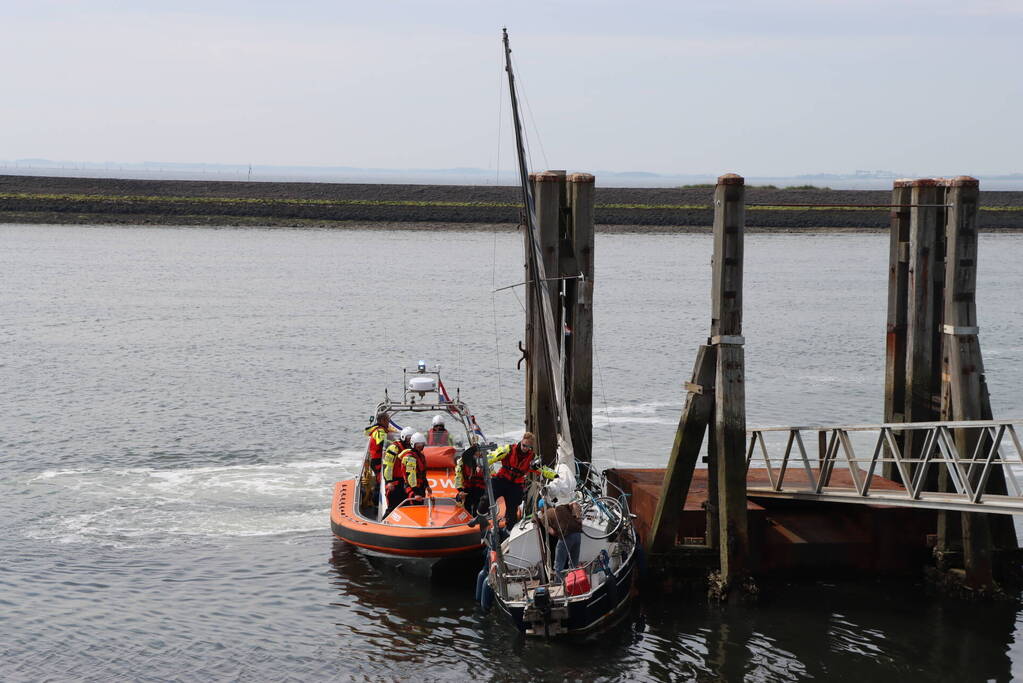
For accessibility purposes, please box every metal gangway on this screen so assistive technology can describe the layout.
[744,419,1023,514]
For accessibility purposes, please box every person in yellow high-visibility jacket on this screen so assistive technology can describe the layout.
[488,432,557,527]
[361,411,394,508]
[401,432,432,502]
[364,411,393,477]
[382,427,414,514]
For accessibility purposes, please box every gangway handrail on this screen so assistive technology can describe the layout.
[749,418,1023,433]
[742,419,1023,514]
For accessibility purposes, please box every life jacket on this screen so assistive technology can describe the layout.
[365,424,388,467]
[401,448,427,494]
[455,461,485,491]
[382,441,408,482]
[494,443,535,485]
[426,427,451,447]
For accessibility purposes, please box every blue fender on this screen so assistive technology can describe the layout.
[479,577,494,613]
[475,568,487,603]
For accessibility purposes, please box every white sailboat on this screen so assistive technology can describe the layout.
[475,29,639,637]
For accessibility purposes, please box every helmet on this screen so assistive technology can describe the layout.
[432,415,445,427]
[400,427,414,441]
[411,432,427,447]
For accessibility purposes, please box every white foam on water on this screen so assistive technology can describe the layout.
[597,401,677,416]
[797,374,870,385]
[22,451,365,548]
[595,415,676,426]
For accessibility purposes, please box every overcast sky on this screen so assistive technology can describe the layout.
[2,0,1021,177]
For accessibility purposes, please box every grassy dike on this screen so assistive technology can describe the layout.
[3,176,1023,231]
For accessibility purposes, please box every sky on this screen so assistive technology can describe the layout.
[2,0,1021,178]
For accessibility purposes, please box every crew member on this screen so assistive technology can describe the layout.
[401,432,432,504]
[364,411,392,477]
[382,427,414,514]
[543,500,583,576]
[361,411,392,507]
[426,415,454,447]
[455,447,486,516]
[487,432,556,527]
[383,427,414,483]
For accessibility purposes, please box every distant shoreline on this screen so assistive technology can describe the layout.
[3,174,1022,231]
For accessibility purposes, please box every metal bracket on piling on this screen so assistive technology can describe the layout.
[710,335,745,346]
[942,325,980,336]
[685,382,713,395]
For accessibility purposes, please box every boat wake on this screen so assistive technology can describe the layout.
[23,450,364,548]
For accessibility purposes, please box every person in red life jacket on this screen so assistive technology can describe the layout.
[382,427,414,515]
[425,414,454,447]
[360,411,393,508]
[487,432,557,528]
[401,432,432,504]
[455,447,486,516]
[364,411,393,477]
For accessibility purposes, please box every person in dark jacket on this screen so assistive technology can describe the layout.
[543,500,583,576]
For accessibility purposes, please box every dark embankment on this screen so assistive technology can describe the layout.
[3,175,1023,231]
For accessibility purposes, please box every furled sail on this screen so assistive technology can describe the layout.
[502,29,576,486]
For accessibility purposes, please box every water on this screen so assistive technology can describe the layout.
[2,223,1023,681]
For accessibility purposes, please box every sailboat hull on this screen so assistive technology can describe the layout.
[495,549,638,636]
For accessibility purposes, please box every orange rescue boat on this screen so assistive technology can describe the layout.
[330,364,500,560]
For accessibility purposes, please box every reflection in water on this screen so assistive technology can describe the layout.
[327,539,1019,681]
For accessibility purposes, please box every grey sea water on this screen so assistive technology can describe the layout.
[2,223,1023,681]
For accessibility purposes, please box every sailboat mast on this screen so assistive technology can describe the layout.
[502,28,539,244]
[502,29,576,471]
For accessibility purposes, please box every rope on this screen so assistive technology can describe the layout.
[509,52,550,172]
[490,58,507,440]
[495,42,504,187]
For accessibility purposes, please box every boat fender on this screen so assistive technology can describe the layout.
[475,568,487,603]
[479,575,494,613]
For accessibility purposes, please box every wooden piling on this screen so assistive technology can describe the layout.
[941,176,1017,587]
[647,344,716,553]
[705,402,719,550]
[530,171,564,462]
[883,180,912,481]
[710,173,750,592]
[565,173,595,464]
[902,179,944,483]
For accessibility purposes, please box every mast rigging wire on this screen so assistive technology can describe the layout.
[509,51,551,172]
[490,42,508,439]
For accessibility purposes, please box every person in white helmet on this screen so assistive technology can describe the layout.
[383,428,417,516]
[426,414,454,447]
[382,427,414,488]
[401,432,432,504]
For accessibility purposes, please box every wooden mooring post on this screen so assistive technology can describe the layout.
[711,174,751,596]
[882,175,1017,592]
[523,170,596,466]
[565,173,595,465]
[527,171,564,461]
[940,176,1018,588]
[646,173,750,599]
[903,179,945,484]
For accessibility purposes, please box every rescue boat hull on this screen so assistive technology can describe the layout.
[330,480,485,559]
